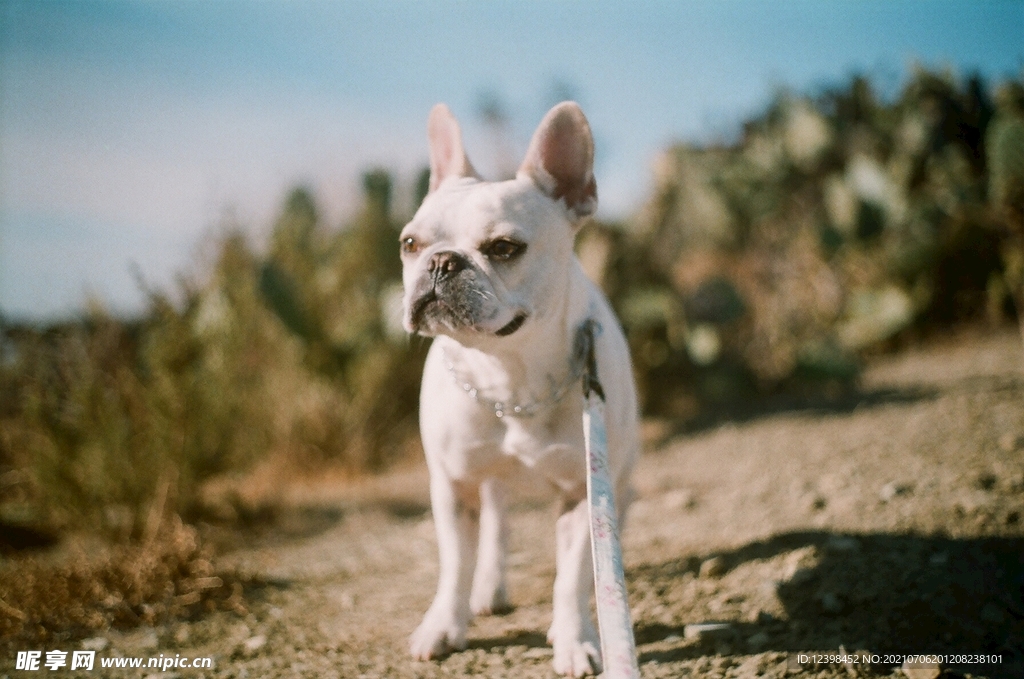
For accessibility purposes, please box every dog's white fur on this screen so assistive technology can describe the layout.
[400,102,639,677]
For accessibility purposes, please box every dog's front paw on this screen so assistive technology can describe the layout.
[552,637,601,677]
[549,625,602,676]
[409,610,467,661]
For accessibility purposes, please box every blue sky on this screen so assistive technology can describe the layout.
[1,1,1022,320]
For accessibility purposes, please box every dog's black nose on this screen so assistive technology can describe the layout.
[428,251,468,280]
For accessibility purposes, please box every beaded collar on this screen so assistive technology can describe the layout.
[441,320,598,418]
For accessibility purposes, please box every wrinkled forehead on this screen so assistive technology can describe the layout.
[407,178,561,243]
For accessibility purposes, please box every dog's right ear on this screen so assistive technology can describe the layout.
[427,104,479,193]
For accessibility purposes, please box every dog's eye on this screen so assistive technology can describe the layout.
[400,236,420,255]
[484,239,525,261]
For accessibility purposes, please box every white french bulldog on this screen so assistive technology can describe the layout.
[400,101,639,677]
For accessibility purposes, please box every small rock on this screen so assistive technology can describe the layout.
[172,626,190,644]
[683,622,731,641]
[880,481,913,502]
[662,633,682,644]
[738,655,767,677]
[231,622,252,641]
[81,637,109,651]
[901,658,940,679]
[699,556,727,579]
[241,634,267,656]
[131,629,159,650]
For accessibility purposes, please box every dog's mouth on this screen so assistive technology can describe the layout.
[408,286,525,338]
[495,312,528,337]
[408,289,482,335]
[408,290,437,332]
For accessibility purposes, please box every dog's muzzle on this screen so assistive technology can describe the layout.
[407,250,527,337]
[407,251,478,333]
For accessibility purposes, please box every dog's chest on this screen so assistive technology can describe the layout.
[496,404,587,488]
[432,388,588,495]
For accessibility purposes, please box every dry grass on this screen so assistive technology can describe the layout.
[0,518,258,650]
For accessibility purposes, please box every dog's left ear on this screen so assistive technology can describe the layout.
[518,102,598,221]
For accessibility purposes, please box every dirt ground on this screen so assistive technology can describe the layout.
[6,328,1024,678]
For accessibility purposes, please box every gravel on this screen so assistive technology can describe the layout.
[9,329,1021,678]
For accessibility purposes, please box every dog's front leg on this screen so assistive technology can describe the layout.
[410,473,477,660]
[549,496,601,677]
[470,477,510,615]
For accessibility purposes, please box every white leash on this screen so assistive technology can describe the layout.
[581,321,640,679]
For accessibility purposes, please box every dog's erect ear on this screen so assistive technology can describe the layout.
[427,104,478,193]
[518,102,597,220]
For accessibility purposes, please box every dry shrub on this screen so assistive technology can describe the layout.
[0,176,424,538]
[0,518,255,648]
